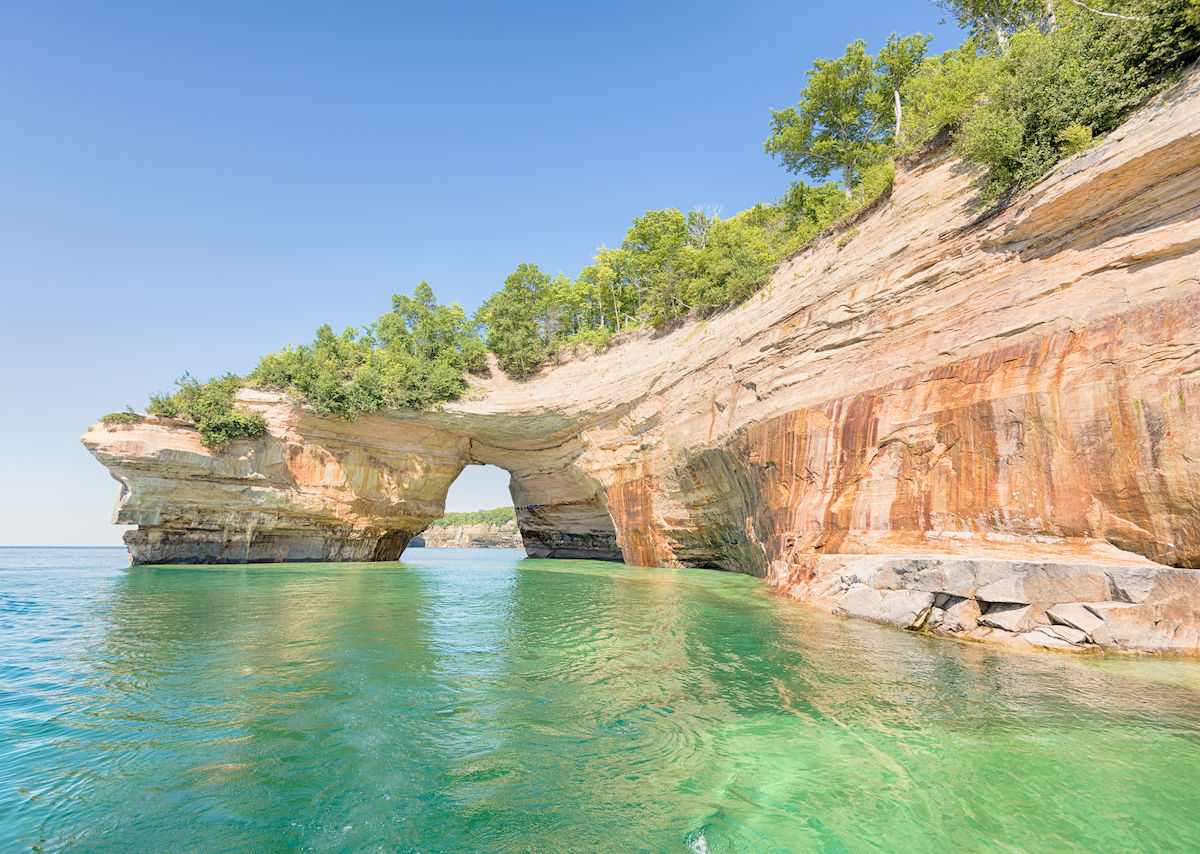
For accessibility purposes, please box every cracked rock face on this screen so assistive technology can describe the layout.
[772,554,1200,654]
[83,70,1200,654]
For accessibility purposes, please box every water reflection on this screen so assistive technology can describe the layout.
[3,549,1200,852]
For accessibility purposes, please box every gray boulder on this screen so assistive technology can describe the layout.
[834,586,935,629]
[939,596,982,632]
[1045,602,1105,637]
[979,603,1046,633]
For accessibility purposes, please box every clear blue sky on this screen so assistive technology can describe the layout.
[0,0,963,545]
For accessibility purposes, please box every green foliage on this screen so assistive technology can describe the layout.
[473,177,883,375]
[100,409,138,425]
[623,209,693,324]
[908,0,1200,201]
[900,41,998,147]
[852,160,897,206]
[431,506,516,527]
[777,181,854,240]
[547,326,614,359]
[684,211,784,312]
[477,263,551,378]
[958,104,1026,167]
[147,373,268,446]
[1056,121,1095,154]
[935,0,1050,52]
[192,409,271,447]
[764,34,931,194]
[253,282,485,416]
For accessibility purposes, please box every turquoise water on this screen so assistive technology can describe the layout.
[4,548,1200,852]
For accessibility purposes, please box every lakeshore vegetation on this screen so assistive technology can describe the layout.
[429,507,518,528]
[128,0,1199,445]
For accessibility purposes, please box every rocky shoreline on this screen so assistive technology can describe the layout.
[770,554,1200,655]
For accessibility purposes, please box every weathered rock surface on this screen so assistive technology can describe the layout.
[411,519,523,549]
[768,553,1200,654]
[84,397,621,564]
[83,70,1200,654]
[834,587,935,629]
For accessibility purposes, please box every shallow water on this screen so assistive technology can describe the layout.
[3,547,1200,852]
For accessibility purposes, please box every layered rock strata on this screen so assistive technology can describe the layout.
[83,70,1200,653]
[86,397,622,564]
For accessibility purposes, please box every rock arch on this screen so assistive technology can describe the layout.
[86,394,623,565]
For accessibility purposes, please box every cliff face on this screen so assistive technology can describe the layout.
[411,519,523,549]
[84,70,1200,653]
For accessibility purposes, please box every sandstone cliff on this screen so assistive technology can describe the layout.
[84,69,1200,653]
[411,519,523,549]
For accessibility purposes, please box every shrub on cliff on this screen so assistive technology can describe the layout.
[252,282,485,417]
[147,373,268,446]
[100,409,138,426]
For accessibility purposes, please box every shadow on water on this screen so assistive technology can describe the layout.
[4,548,1200,852]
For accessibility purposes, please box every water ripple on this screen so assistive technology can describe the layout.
[4,548,1200,851]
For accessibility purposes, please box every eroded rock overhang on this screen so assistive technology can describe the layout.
[83,69,1200,653]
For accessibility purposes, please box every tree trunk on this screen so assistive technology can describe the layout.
[893,89,903,146]
[1066,0,1147,21]
[1043,0,1058,30]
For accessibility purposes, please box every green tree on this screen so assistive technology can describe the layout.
[876,32,934,145]
[765,35,929,196]
[578,247,632,332]
[689,214,777,309]
[777,180,854,240]
[936,0,1049,51]
[900,40,997,147]
[479,263,550,378]
[621,209,694,325]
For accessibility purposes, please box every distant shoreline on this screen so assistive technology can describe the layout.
[0,545,128,549]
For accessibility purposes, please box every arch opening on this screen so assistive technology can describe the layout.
[409,464,522,550]
[408,453,624,562]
